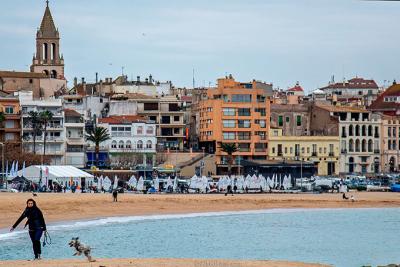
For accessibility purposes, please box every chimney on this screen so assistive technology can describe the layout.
[74,77,78,87]
[137,76,140,83]
[95,72,98,83]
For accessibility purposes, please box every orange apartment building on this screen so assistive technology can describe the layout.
[199,75,272,174]
[0,95,21,148]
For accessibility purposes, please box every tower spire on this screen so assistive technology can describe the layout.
[46,0,49,7]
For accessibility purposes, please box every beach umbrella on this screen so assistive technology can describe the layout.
[113,175,119,189]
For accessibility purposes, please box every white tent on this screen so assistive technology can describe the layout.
[16,165,94,188]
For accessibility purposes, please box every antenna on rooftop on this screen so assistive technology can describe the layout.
[192,68,195,89]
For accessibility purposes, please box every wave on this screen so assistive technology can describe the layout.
[1,207,397,241]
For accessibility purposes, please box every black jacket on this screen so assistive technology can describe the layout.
[13,206,46,231]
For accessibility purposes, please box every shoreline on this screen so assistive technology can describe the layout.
[0,258,331,267]
[0,192,399,230]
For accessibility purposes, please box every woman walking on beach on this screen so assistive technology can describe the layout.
[10,199,47,260]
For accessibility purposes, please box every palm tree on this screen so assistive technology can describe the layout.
[220,143,238,175]
[85,126,110,167]
[28,111,42,154]
[39,110,54,156]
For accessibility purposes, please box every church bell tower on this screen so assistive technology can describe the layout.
[31,0,64,78]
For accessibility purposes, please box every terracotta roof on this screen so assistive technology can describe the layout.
[320,77,378,90]
[287,85,304,92]
[369,83,400,112]
[0,71,46,79]
[38,4,58,38]
[316,104,368,113]
[98,115,147,124]
[64,109,81,117]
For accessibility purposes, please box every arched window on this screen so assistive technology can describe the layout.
[355,139,360,152]
[51,43,56,61]
[362,139,367,152]
[111,140,117,148]
[349,139,354,152]
[368,140,373,152]
[368,125,372,136]
[42,43,48,61]
[146,126,154,135]
[374,126,379,138]
[349,125,354,136]
[137,140,143,149]
[362,125,366,136]
[349,157,354,173]
[126,140,132,149]
[118,140,124,148]
[51,70,57,79]
[43,70,49,76]
[146,140,152,149]
[355,125,360,136]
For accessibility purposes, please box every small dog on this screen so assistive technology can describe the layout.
[68,237,95,262]
[32,192,37,197]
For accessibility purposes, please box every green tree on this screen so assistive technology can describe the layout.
[85,126,110,167]
[39,110,54,156]
[27,111,42,154]
[220,143,238,175]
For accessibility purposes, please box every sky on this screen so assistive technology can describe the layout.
[0,0,399,92]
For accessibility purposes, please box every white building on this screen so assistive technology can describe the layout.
[98,115,157,168]
[64,109,85,167]
[20,91,65,165]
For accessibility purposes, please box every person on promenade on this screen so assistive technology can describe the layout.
[10,199,47,260]
[342,193,349,200]
[112,190,118,202]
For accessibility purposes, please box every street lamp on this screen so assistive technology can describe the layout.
[0,143,5,189]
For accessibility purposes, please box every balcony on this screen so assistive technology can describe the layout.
[341,149,347,154]
[329,152,335,157]
[311,152,318,157]
[277,152,283,156]
[255,148,266,152]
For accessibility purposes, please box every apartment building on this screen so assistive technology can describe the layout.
[198,75,272,173]
[268,128,339,176]
[64,109,85,167]
[313,105,381,175]
[20,92,65,165]
[0,95,21,148]
[98,115,157,168]
[270,103,310,136]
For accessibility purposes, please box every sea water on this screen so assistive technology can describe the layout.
[0,208,399,267]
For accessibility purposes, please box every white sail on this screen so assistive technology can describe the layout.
[103,176,112,191]
[128,175,137,188]
[113,175,119,189]
[136,176,144,191]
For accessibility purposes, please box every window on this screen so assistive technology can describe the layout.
[118,141,124,148]
[278,116,283,127]
[126,140,132,149]
[223,120,236,128]
[174,116,180,122]
[5,106,14,114]
[255,119,266,128]
[255,131,266,140]
[161,116,170,124]
[238,108,251,116]
[286,117,290,123]
[237,132,251,140]
[296,115,302,126]
[329,144,334,153]
[137,140,143,149]
[254,108,266,116]
[231,94,251,102]
[111,140,117,148]
[238,120,251,128]
[146,126,154,135]
[146,140,152,149]
[137,126,143,135]
[144,103,158,111]
[223,108,235,116]
[223,132,235,140]
[174,128,180,134]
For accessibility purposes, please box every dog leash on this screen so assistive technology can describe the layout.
[42,231,52,247]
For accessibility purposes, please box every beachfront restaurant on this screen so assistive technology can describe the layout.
[16,165,94,188]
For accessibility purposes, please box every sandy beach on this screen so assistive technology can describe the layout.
[0,258,330,267]
[0,192,399,230]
